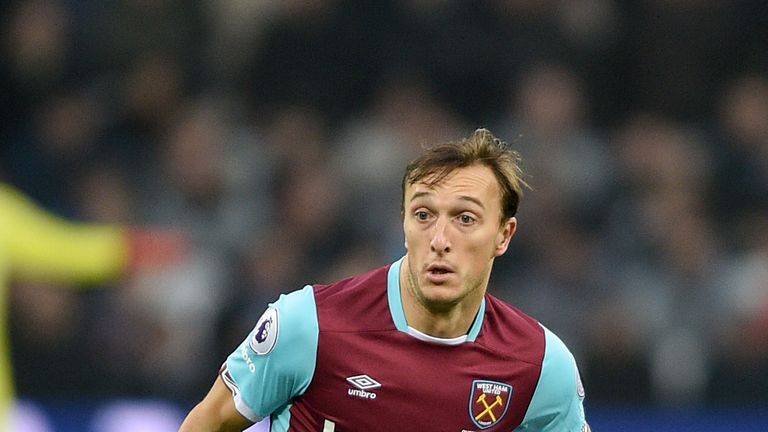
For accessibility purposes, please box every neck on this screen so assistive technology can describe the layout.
[399,257,485,339]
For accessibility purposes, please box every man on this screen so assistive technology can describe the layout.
[180,129,590,431]
[0,182,185,429]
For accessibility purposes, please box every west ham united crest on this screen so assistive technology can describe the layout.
[469,380,512,429]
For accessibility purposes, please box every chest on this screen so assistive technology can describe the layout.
[291,330,541,432]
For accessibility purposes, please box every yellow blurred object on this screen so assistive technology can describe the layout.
[0,183,130,428]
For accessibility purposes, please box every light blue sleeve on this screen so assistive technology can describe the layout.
[221,285,319,422]
[515,325,588,432]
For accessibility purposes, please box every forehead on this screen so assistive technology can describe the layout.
[406,164,501,204]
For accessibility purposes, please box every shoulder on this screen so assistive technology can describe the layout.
[262,285,319,349]
[312,264,393,331]
[484,295,544,336]
[312,264,390,303]
[222,286,320,421]
[235,285,320,373]
[539,326,582,395]
[480,295,546,364]
[520,325,587,431]
[263,263,390,335]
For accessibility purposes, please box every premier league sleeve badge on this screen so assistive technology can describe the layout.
[249,307,279,356]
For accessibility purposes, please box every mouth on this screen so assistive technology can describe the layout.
[425,263,455,283]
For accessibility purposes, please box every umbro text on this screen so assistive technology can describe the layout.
[240,346,256,373]
[348,388,377,399]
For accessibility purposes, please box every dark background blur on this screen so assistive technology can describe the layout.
[1,0,767,430]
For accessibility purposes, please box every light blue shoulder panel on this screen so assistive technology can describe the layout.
[224,285,319,424]
[515,325,587,431]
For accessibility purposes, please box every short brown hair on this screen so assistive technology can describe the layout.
[401,128,528,221]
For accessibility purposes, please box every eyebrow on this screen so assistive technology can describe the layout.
[409,191,485,210]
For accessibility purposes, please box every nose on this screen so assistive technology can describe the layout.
[430,218,451,254]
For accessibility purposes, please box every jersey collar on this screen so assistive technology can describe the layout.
[387,257,485,343]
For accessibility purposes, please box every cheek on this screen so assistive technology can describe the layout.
[466,232,502,258]
[403,227,424,251]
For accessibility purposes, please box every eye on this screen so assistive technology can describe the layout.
[415,210,431,221]
[458,214,476,225]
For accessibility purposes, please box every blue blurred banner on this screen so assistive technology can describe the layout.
[14,399,768,432]
[588,405,768,432]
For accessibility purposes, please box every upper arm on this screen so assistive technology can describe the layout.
[179,376,253,432]
[221,286,319,421]
[517,325,588,432]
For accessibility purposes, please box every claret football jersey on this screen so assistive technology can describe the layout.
[221,258,588,431]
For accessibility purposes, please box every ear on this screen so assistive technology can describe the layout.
[403,219,409,251]
[493,217,517,257]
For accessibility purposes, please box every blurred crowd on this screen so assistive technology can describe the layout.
[1,0,767,410]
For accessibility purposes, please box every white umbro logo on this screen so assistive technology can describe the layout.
[346,374,381,399]
[346,374,381,390]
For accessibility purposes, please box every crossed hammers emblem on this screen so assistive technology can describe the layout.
[475,393,504,422]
